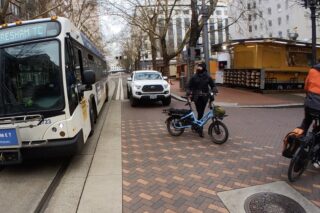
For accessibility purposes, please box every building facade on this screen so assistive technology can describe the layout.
[139,0,229,71]
[228,0,319,42]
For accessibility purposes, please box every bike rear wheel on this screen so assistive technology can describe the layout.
[166,117,185,136]
[208,120,229,144]
[288,147,309,182]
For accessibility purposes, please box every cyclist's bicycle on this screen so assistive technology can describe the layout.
[163,93,229,144]
[287,116,320,182]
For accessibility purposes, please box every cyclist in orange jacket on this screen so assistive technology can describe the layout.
[300,63,320,168]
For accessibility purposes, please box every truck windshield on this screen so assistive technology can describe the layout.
[134,72,162,80]
[0,40,63,117]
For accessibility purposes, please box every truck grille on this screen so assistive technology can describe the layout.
[142,85,163,92]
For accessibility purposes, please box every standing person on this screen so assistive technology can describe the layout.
[299,63,320,168]
[187,62,216,137]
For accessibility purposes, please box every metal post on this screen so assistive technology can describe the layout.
[202,0,210,70]
[310,1,317,66]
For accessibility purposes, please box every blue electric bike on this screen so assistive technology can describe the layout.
[163,93,229,144]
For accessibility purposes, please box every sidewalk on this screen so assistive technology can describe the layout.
[169,79,305,108]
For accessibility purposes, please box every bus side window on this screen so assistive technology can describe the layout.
[73,47,83,84]
[65,46,78,115]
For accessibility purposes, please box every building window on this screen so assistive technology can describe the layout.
[248,14,252,21]
[259,11,263,18]
[184,18,190,29]
[268,8,272,15]
[216,10,222,15]
[9,2,21,16]
[279,31,283,37]
[286,0,289,9]
[183,10,189,15]
[286,15,289,23]
[254,25,257,30]
[278,17,282,26]
[218,19,223,43]
[247,3,251,10]
[249,25,252,32]
[175,10,181,15]
[176,18,183,47]
[277,4,281,9]
[268,20,272,27]
[254,13,257,20]
[210,19,215,44]
[269,33,273,37]
[253,1,256,8]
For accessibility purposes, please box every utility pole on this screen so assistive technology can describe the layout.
[201,0,210,70]
[305,0,319,66]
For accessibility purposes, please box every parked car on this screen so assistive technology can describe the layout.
[127,70,171,107]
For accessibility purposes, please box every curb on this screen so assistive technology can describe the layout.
[171,93,304,109]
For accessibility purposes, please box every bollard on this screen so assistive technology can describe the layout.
[180,76,185,89]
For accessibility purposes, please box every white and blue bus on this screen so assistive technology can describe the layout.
[0,17,109,164]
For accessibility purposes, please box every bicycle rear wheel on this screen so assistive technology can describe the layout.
[288,147,309,182]
[208,120,229,144]
[166,117,185,136]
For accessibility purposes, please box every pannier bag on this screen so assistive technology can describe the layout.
[282,128,304,158]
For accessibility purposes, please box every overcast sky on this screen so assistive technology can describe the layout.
[100,1,129,65]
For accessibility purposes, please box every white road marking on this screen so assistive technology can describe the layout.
[115,73,125,101]
[120,77,124,100]
[116,78,121,100]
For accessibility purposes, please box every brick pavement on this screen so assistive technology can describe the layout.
[121,101,320,213]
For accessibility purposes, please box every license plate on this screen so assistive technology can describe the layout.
[0,128,21,148]
[150,95,157,99]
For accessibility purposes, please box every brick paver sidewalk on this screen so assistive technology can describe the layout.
[169,79,305,106]
[121,103,320,213]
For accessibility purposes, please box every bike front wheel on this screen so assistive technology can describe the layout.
[288,147,309,182]
[208,120,229,144]
[166,117,185,136]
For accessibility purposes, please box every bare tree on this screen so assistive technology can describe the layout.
[0,0,17,24]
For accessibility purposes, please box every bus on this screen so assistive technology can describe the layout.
[0,17,109,164]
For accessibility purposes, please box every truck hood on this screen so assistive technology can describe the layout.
[134,80,168,86]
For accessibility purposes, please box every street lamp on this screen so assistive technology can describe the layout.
[304,0,320,65]
[201,0,210,70]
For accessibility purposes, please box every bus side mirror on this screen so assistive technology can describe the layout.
[83,69,96,85]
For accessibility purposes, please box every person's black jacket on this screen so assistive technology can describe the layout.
[187,72,216,100]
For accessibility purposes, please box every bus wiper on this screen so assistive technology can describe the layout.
[0,81,27,115]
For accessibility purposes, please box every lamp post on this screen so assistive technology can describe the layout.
[304,0,320,66]
[201,0,210,70]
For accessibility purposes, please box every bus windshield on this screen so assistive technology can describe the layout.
[0,40,63,116]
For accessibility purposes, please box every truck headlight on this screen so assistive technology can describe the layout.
[164,84,169,89]
[134,84,142,90]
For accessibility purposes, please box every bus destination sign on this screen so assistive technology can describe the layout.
[0,22,60,45]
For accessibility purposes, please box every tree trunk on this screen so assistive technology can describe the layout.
[160,36,170,76]
[148,32,158,70]
[188,0,201,79]
[162,58,170,78]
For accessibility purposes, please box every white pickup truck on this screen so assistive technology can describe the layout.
[127,70,171,107]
